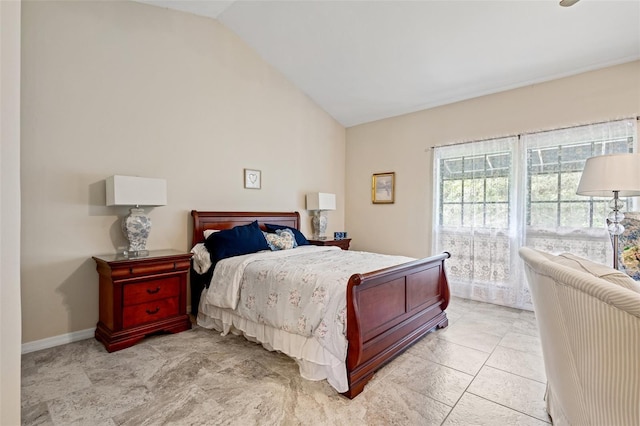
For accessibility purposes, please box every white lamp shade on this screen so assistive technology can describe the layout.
[306,192,336,210]
[106,175,167,206]
[576,154,640,197]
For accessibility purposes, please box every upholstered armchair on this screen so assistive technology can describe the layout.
[519,247,640,426]
[608,211,640,280]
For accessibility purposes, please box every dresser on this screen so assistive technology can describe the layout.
[93,250,192,352]
[308,238,351,250]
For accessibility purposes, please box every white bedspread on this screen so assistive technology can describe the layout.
[197,245,415,392]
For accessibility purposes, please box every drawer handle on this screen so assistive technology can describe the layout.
[146,287,161,295]
[146,307,160,315]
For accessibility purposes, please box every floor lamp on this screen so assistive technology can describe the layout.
[576,153,640,269]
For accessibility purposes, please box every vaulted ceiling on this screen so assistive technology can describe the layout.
[135,1,640,127]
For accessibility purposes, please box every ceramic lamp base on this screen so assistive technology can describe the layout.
[311,210,328,240]
[122,208,151,253]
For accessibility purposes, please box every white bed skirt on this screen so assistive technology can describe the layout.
[197,299,349,393]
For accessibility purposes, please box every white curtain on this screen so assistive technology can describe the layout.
[433,119,637,310]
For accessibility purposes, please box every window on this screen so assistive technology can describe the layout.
[433,119,637,309]
[440,152,511,229]
[526,130,634,229]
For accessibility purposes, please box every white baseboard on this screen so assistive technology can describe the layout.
[22,328,95,354]
[22,307,195,354]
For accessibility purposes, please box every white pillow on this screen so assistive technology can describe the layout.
[190,243,212,274]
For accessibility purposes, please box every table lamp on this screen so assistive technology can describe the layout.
[106,175,167,256]
[305,192,336,240]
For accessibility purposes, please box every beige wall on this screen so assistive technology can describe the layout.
[345,61,640,258]
[21,1,345,343]
[1,0,22,422]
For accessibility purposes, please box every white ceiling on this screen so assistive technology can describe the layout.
[135,0,640,127]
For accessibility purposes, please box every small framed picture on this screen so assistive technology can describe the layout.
[244,169,261,189]
[372,172,395,204]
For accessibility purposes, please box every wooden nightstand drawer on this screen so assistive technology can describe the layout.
[122,297,179,328]
[128,260,191,276]
[123,278,180,306]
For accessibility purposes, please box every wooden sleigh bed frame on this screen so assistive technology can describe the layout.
[190,210,450,398]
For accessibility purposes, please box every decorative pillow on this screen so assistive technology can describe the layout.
[555,252,640,293]
[263,231,295,251]
[275,228,298,248]
[609,212,640,281]
[264,223,309,246]
[621,245,640,280]
[203,229,219,239]
[204,221,269,262]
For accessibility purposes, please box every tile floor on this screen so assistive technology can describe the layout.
[21,297,551,425]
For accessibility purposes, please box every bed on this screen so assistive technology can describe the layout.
[190,210,450,398]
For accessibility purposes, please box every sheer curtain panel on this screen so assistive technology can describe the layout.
[433,119,637,309]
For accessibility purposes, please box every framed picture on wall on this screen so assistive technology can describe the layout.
[244,168,261,189]
[372,172,395,203]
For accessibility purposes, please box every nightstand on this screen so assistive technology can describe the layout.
[308,238,351,250]
[93,250,192,352]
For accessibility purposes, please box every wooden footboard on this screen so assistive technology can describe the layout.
[343,252,450,398]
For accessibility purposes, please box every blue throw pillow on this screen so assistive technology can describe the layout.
[264,223,309,246]
[204,221,269,261]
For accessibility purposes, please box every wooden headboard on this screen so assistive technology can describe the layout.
[190,210,301,246]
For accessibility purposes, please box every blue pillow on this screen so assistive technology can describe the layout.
[264,223,309,246]
[204,221,269,261]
